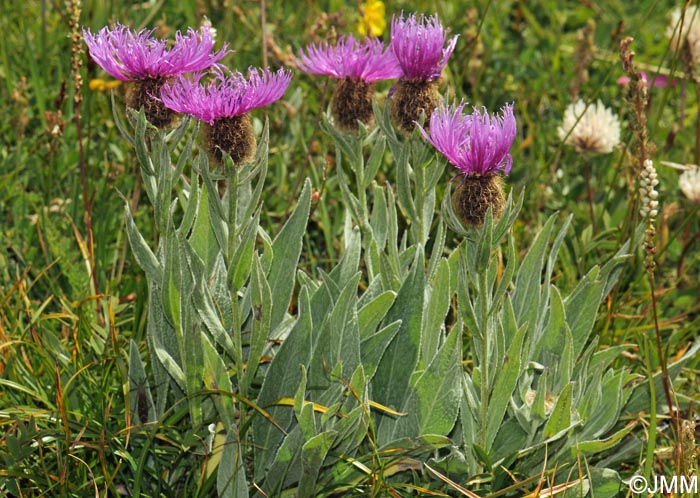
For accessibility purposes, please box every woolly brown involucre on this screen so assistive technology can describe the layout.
[389,78,440,135]
[331,78,375,133]
[125,77,179,129]
[451,174,505,227]
[202,114,256,166]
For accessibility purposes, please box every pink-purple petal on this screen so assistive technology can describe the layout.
[390,13,459,80]
[297,34,402,82]
[83,24,228,81]
[159,67,292,124]
[417,102,516,176]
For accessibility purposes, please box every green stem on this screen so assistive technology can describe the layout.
[227,166,239,264]
[414,149,426,246]
[641,332,656,481]
[226,167,244,397]
[478,266,490,448]
[648,268,677,445]
[356,155,368,228]
[584,158,596,233]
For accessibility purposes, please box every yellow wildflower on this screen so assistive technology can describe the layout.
[89,78,122,92]
[358,0,386,38]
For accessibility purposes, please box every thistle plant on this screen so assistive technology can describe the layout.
[389,13,458,134]
[83,24,227,127]
[86,13,681,498]
[160,66,291,165]
[9,4,700,498]
[418,101,516,227]
[297,34,401,132]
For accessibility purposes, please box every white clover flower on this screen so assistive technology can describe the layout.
[558,100,621,155]
[679,166,700,203]
[667,6,700,67]
[639,159,660,218]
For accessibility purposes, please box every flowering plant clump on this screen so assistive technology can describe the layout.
[10,8,687,498]
[558,100,621,155]
[418,102,516,226]
[83,24,228,127]
[160,66,291,164]
[389,13,458,133]
[297,34,401,131]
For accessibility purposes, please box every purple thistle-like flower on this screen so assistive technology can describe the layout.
[297,34,402,82]
[418,102,517,176]
[391,13,458,80]
[82,24,228,81]
[159,66,292,124]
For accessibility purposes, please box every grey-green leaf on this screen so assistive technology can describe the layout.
[268,179,312,330]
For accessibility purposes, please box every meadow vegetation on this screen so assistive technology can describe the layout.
[1,0,699,496]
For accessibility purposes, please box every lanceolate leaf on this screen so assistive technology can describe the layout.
[308,273,362,394]
[357,291,397,338]
[217,433,249,498]
[268,179,312,331]
[360,320,402,382]
[123,202,162,284]
[241,254,272,396]
[421,258,451,367]
[564,267,605,359]
[201,332,236,428]
[254,286,313,482]
[485,316,527,452]
[188,181,221,275]
[298,431,338,498]
[512,215,557,341]
[228,210,260,290]
[543,382,573,439]
[373,248,425,444]
[392,326,462,440]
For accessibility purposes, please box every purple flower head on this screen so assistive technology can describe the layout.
[159,66,292,124]
[82,24,228,81]
[297,34,402,82]
[391,13,458,80]
[418,102,517,176]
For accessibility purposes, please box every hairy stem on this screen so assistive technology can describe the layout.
[478,267,490,449]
